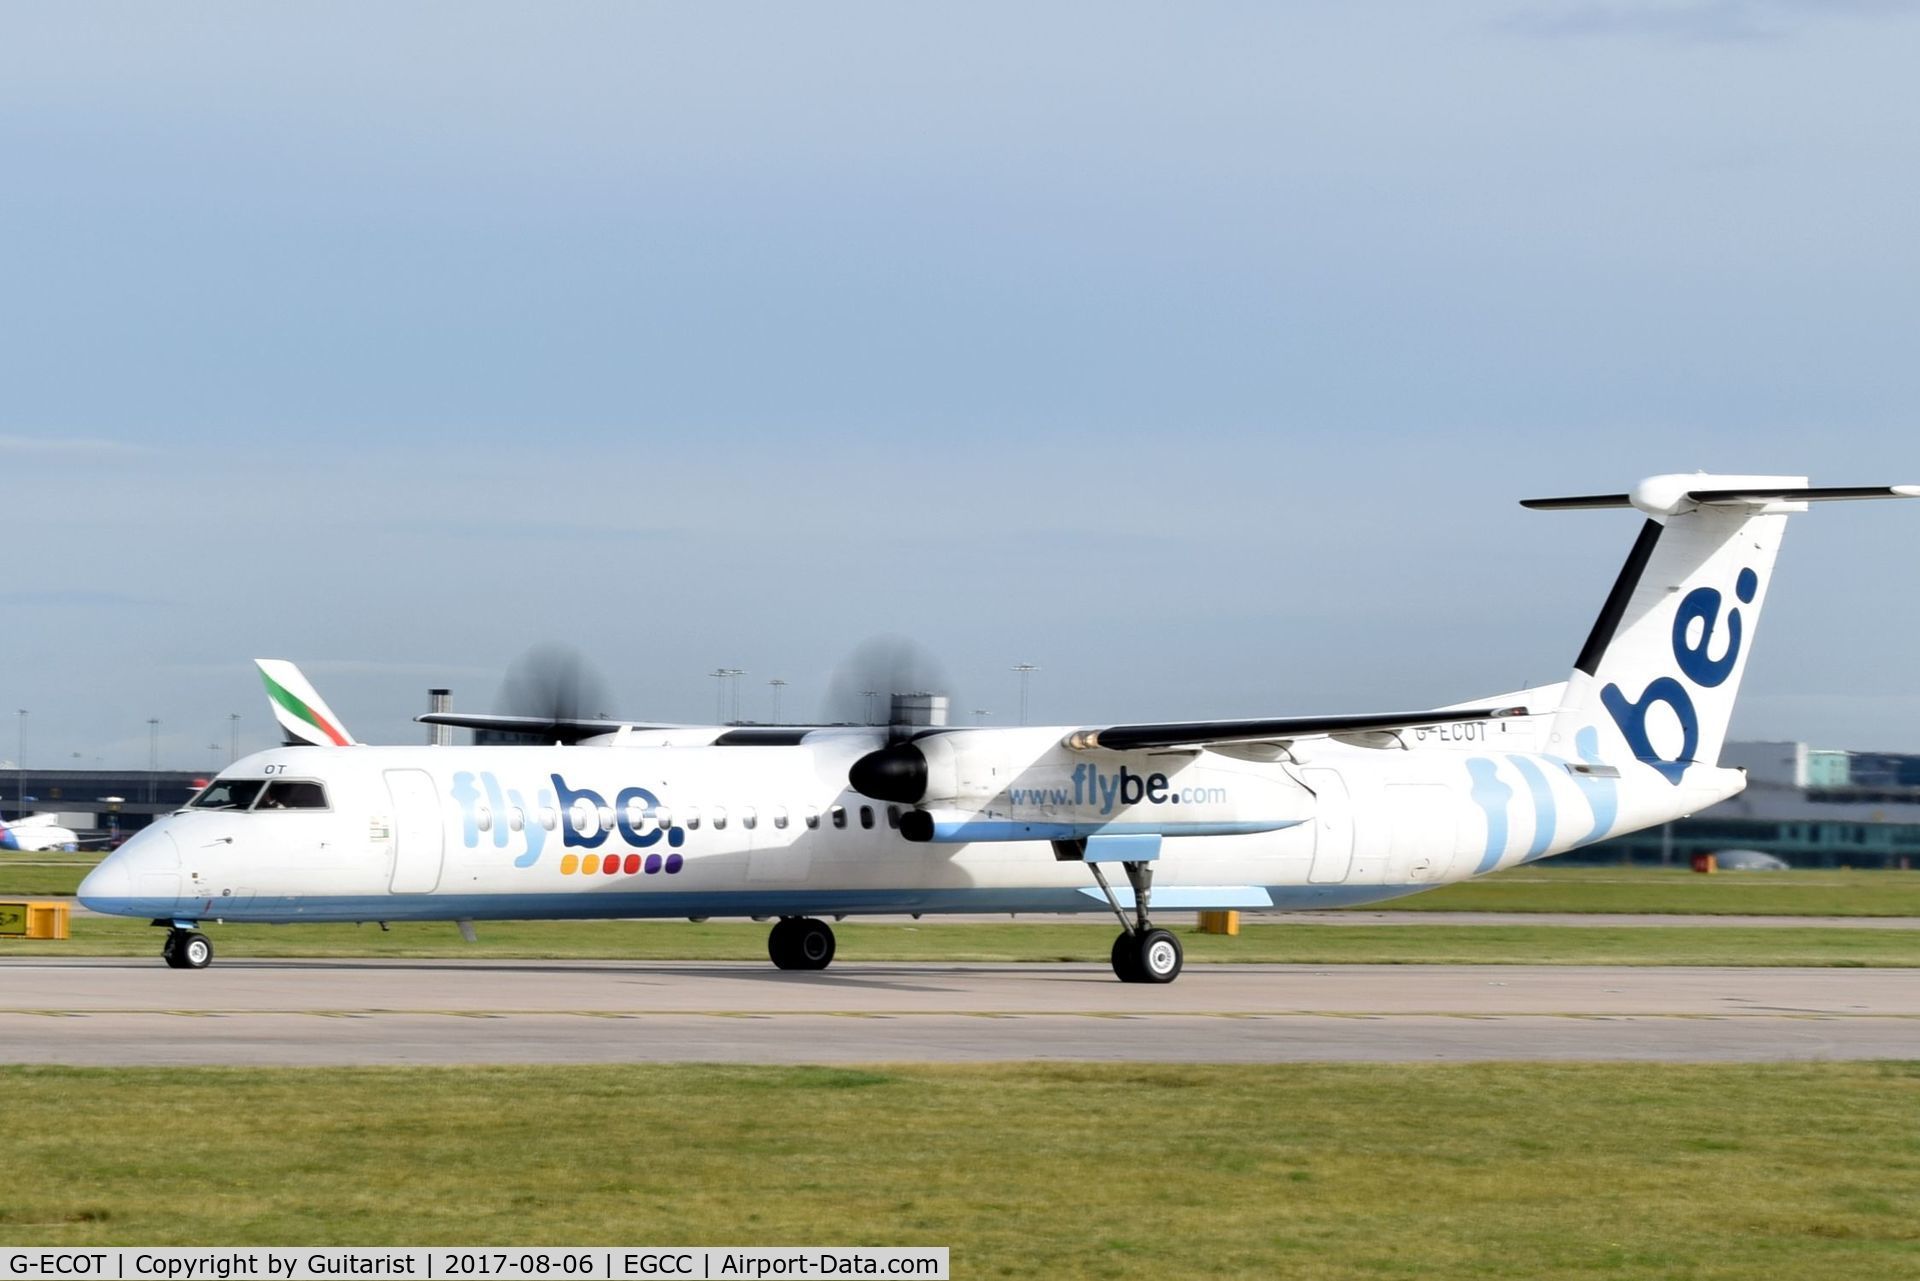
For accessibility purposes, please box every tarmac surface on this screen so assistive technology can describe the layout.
[2,957,1916,1065]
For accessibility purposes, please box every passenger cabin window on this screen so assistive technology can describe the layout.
[859,805,875,830]
[191,779,265,811]
[886,806,901,829]
[255,780,329,810]
[830,806,847,829]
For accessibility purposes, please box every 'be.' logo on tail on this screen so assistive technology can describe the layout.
[1600,567,1757,784]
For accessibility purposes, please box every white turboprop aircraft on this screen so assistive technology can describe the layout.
[79,474,1917,980]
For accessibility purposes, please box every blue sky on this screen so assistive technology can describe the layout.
[5,1,1919,768]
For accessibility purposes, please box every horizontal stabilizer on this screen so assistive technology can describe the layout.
[1684,485,1920,504]
[1525,481,1919,513]
[1064,705,1524,753]
[1519,493,1634,510]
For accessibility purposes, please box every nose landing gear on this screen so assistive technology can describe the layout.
[767,916,837,971]
[1088,859,1183,984]
[161,928,214,970]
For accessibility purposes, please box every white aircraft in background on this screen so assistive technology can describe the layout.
[79,473,1917,980]
[1,813,104,852]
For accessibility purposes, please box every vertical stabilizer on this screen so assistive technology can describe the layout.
[255,659,359,747]
[1526,475,1917,784]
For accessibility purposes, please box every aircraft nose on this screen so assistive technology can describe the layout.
[76,856,133,910]
[78,828,181,915]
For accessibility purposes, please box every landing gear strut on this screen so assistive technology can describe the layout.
[162,928,213,970]
[767,916,836,972]
[1088,860,1183,984]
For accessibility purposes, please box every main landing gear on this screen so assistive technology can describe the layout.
[767,916,836,972]
[1088,860,1183,984]
[161,927,213,970]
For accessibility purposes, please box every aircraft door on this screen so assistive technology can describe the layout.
[386,769,445,894]
[1303,769,1353,884]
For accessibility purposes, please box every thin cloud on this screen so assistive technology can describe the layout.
[300,659,501,680]
[5,588,165,608]
[378,518,681,544]
[1500,0,1917,43]
[0,434,156,459]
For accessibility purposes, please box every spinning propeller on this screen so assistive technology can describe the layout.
[497,644,615,743]
[830,637,953,804]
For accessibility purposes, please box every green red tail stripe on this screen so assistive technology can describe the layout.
[262,673,351,746]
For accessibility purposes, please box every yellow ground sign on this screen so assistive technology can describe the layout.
[0,902,27,937]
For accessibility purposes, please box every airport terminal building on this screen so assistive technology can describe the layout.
[1586,741,1920,869]
[2,768,205,840]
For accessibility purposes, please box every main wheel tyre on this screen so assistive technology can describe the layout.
[1109,931,1143,983]
[1134,928,1182,984]
[161,932,186,969]
[177,932,214,970]
[791,918,836,971]
[767,917,802,970]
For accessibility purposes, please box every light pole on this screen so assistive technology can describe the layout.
[14,709,25,813]
[861,689,880,725]
[973,708,991,725]
[769,678,787,724]
[1011,664,1040,726]
[709,669,745,723]
[147,718,160,804]
[208,743,221,771]
[228,713,240,763]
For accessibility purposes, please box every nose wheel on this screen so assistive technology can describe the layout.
[162,929,213,970]
[767,916,836,971]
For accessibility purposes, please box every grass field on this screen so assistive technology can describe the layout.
[5,1062,1917,1278]
[11,862,1920,913]
[0,865,94,896]
[1400,866,1920,916]
[4,913,1918,966]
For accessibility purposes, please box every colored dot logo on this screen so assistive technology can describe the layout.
[558,850,683,876]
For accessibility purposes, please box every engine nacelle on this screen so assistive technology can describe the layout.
[849,730,1043,807]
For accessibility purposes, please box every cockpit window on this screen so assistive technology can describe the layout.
[190,779,266,810]
[256,780,329,810]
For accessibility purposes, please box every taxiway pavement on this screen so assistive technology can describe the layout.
[2,958,1915,1066]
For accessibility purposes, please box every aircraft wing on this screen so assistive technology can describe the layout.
[416,711,680,744]
[1062,704,1525,752]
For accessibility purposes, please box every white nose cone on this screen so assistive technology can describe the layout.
[77,828,181,915]
[76,856,133,911]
